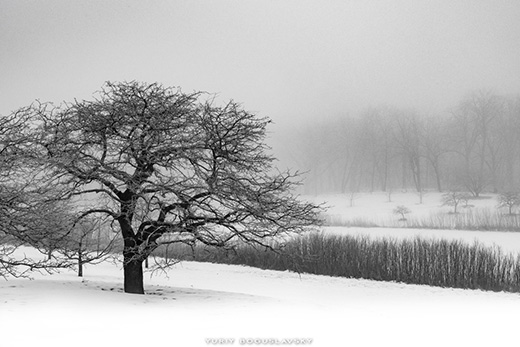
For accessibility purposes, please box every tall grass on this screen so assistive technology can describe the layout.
[324,208,520,232]
[322,214,380,228]
[402,208,520,231]
[154,232,520,293]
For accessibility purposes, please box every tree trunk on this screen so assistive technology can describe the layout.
[78,251,83,277]
[119,191,146,294]
[433,163,442,192]
[381,150,388,192]
[402,156,407,190]
[77,241,83,277]
[370,159,377,193]
[123,255,144,294]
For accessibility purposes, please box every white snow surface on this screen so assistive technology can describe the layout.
[316,191,520,253]
[2,247,520,347]
[314,191,500,219]
[3,192,520,346]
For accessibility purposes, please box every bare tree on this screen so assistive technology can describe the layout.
[28,81,322,294]
[450,91,502,196]
[56,216,120,277]
[441,191,470,214]
[501,97,520,189]
[422,116,449,192]
[392,111,424,203]
[449,107,481,196]
[358,108,394,193]
[393,205,411,221]
[0,111,70,277]
[497,192,520,215]
[471,91,502,190]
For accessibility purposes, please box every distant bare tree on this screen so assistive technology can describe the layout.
[422,116,449,192]
[451,91,502,196]
[56,216,120,277]
[497,192,520,215]
[393,205,411,221]
[441,191,470,214]
[392,111,424,203]
[501,97,520,189]
[347,191,359,207]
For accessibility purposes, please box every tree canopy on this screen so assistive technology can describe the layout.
[0,109,72,277]
[25,81,321,293]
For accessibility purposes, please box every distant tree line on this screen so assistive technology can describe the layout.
[289,90,520,196]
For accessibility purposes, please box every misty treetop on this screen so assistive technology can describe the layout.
[290,90,520,196]
[16,81,321,294]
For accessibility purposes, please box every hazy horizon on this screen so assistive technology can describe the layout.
[2,0,520,147]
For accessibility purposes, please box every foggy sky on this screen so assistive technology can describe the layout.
[2,0,520,134]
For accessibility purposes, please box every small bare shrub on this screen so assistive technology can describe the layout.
[393,205,411,221]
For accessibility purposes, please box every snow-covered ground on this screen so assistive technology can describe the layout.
[2,192,520,346]
[312,191,501,220]
[313,191,520,254]
[2,251,520,347]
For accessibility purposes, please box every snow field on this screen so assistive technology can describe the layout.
[2,253,520,347]
[3,192,520,346]
[315,191,503,220]
[311,192,520,254]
